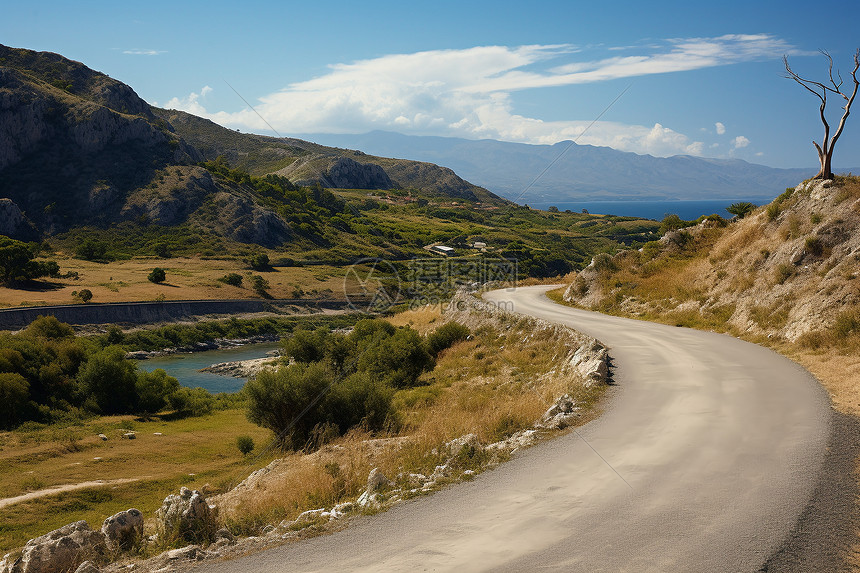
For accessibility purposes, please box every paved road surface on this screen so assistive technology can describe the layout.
[197,285,831,572]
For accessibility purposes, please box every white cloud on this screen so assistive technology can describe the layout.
[715,122,726,135]
[167,35,791,157]
[164,85,213,116]
[123,49,166,56]
[732,135,750,149]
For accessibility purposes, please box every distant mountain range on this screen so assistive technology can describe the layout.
[300,131,855,203]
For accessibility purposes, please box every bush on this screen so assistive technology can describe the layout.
[0,236,58,285]
[73,289,93,303]
[325,371,394,434]
[248,253,270,271]
[659,214,687,234]
[77,346,138,414]
[153,243,172,258]
[218,273,243,287]
[24,315,75,340]
[805,236,823,257]
[356,327,434,389]
[775,264,795,285]
[282,327,330,363]
[250,275,270,297]
[168,386,215,417]
[592,253,617,273]
[75,239,110,261]
[426,322,470,356]
[727,202,756,219]
[245,362,334,449]
[0,372,30,429]
[833,310,860,339]
[148,267,167,283]
[136,369,179,415]
[236,435,255,455]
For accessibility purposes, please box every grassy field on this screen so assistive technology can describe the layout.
[0,304,602,552]
[0,257,352,308]
[0,409,274,551]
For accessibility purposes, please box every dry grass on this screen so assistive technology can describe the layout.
[216,306,601,535]
[0,410,274,551]
[0,257,351,307]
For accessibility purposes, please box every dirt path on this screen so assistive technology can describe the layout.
[0,478,142,509]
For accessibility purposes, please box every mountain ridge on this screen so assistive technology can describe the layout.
[299,130,856,202]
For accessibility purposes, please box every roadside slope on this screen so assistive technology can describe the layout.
[195,286,830,572]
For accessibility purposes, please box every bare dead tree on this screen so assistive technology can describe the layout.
[784,49,859,180]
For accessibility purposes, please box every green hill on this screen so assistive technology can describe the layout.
[0,44,659,275]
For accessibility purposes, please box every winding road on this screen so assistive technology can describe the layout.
[198,285,831,572]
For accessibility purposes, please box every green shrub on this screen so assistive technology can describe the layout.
[77,346,138,414]
[24,315,75,340]
[426,322,470,357]
[356,327,434,389]
[73,289,93,303]
[0,372,30,429]
[245,362,335,449]
[148,267,167,283]
[727,202,756,219]
[153,243,172,258]
[168,386,215,417]
[236,435,255,455]
[324,371,394,434]
[217,273,243,287]
[250,275,270,297]
[136,369,179,415]
[0,237,58,285]
[804,236,823,257]
[282,327,330,363]
[592,253,617,273]
[248,253,270,271]
[75,239,110,261]
[833,310,860,339]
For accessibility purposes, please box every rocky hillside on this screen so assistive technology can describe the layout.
[0,44,505,246]
[564,176,860,343]
[153,109,503,204]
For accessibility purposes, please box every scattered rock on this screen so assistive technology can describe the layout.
[365,468,390,493]
[73,561,100,573]
[101,509,143,551]
[122,433,136,440]
[6,520,106,573]
[429,464,451,481]
[445,433,481,454]
[98,434,108,441]
[356,468,391,509]
[537,394,581,429]
[156,488,217,544]
[165,545,200,561]
[295,509,326,523]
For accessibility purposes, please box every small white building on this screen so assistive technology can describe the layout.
[430,245,455,256]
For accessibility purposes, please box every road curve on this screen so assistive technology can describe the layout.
[198,285,831,572]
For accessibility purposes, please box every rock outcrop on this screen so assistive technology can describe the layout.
[0,198,38,241]
[321,157,394,190]
[156,488,217,545]
[1,521,106,573]
[101,509,143,551]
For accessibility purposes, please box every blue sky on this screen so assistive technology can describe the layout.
[3,0,860,168]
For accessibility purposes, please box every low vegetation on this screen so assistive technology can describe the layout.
[558,175,860,418]
[0,305,602,553]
